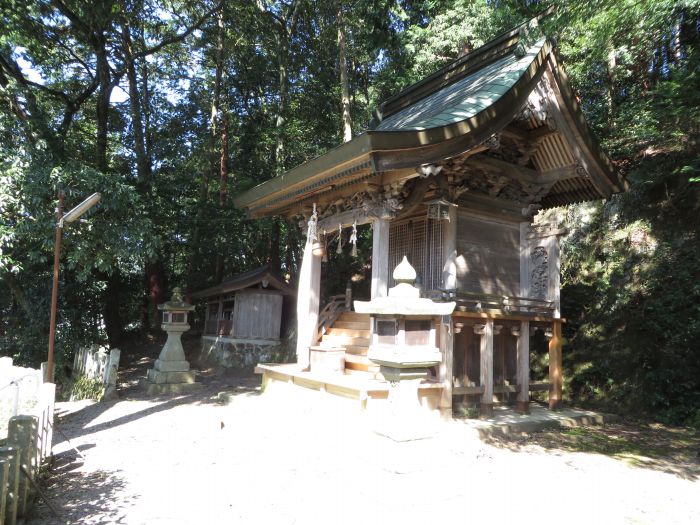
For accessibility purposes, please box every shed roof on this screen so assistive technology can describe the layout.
[191,265,295,299]
[234,14,625,218]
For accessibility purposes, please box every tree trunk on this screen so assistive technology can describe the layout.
[606,43,616,127]
[337,2,352,142]
[275,31,289,174]
[104,271,123,347]
[215,112,229,283]
[270,218,281,273]
[95,35,112,172]
[122,21,151,185]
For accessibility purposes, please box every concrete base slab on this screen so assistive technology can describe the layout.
[141,380,202,396]
[146,369,196,384]
[458,405,619,439]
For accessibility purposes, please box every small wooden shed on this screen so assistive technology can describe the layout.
[192,265,295,342]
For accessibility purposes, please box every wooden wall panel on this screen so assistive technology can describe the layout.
[453,329,481,387]
[233,291,283,340]
[456,211,520,296]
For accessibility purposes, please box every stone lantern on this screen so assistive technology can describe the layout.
[354,257,455,440]
[145,287,198,394]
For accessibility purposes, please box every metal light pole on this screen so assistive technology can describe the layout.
[47,191,102,383]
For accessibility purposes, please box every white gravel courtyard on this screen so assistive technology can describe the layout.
[28,375,700,525]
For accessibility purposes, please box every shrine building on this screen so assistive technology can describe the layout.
[233,16,626,417]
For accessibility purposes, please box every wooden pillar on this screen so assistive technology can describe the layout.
[548,319,563,409]
[547,233,561,318]
[438,316,453,418]
[477,319,494,417]
[442,206,457,291]
[371,218,389,299]
[296,236,322,370]
[216,299,224,335]
[514,321,530,413]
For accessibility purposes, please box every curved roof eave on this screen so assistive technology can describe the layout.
[235,35,623,217]
[234,42,551,216]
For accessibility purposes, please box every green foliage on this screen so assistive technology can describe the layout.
[1,0,699,427]
[65,375,104,402]
[561,155,700,426]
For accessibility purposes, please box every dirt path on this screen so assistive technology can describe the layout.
[27,361,700,525]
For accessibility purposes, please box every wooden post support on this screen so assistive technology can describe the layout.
[514,321,530,413]
[344,280,352,309]
[548,319,563,410]
[371,218,390,298]
[476,320,494,417]
[295,236,322,370]
[438,316,453,418]
[216,299,224,334]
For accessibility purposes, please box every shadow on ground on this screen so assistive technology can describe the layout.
[29,453,133,524]
[485,420,700,480]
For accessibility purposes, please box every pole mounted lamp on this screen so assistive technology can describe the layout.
[47,191,101,383]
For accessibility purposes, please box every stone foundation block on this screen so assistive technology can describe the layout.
[142,381,202,396]
[310,346,345,373]
[0,446,19,525]
[6,416,39,517]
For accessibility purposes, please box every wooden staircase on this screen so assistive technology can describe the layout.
[319,311,378,376]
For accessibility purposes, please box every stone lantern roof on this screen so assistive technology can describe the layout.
[158,287,195,312]
[354,257,456,316]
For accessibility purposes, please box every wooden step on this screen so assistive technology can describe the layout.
[343,353,372,365]
[343,368,379,379]
[333,321,370,330]
[325,327,370,338]
[321,335,370,346]
[343,345,369,355]
[338,312,370,322]
[344,354,378,374]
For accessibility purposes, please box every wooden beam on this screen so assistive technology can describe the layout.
[465,156,578,187]
[452,311,563,323]
[502,125,558,144]
[318,209,373,232]
[466,156,540,184]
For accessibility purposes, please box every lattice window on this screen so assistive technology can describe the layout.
[388,217,443,292]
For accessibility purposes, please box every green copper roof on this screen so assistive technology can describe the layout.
[374,38,546,132]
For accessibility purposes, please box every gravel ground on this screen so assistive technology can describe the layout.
[26,370,700,525]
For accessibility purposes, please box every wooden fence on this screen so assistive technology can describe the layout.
[0,357,56,525]
[72,345,121,401]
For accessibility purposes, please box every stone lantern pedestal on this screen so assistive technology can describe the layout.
[144,288,200,395]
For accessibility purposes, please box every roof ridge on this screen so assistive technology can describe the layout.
[373,10,552,125]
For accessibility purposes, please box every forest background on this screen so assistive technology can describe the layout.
[1,0,698,426]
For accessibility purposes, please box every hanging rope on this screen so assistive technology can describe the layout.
[350,220,358,257]
[307,203,318,242]
[336,223,343,254]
